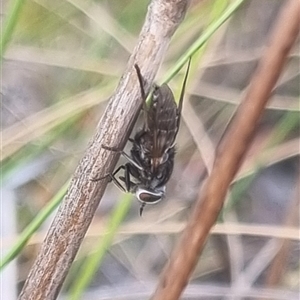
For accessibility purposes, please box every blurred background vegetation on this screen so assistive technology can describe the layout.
[1,0,299,299]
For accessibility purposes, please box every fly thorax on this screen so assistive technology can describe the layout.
[150,153,168,172]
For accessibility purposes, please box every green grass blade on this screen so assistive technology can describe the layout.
[0,180,68,270]
[1,0,26,58]
[162,0,245,84]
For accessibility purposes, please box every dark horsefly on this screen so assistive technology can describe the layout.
[98,59,191,215]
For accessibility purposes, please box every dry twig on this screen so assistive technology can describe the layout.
[19,1,190,299]
[152,1,300,299]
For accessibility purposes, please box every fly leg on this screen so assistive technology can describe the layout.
[91,163,136,195]
[101,144,143,171]
[91,165,127,193]
[134,64,150,130]
[118,163,134,192]
[134,64,147,102]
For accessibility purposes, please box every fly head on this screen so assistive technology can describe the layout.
[136,185,166,216]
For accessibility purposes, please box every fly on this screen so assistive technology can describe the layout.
[96,59,191,215]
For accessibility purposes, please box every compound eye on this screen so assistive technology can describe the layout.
[138,192,162,204]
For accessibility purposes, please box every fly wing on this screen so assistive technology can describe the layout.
[135,59,191,171]
[147,58,191,157]
[146,84,178,158]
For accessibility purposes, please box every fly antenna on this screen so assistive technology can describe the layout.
[134,64,147,102]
